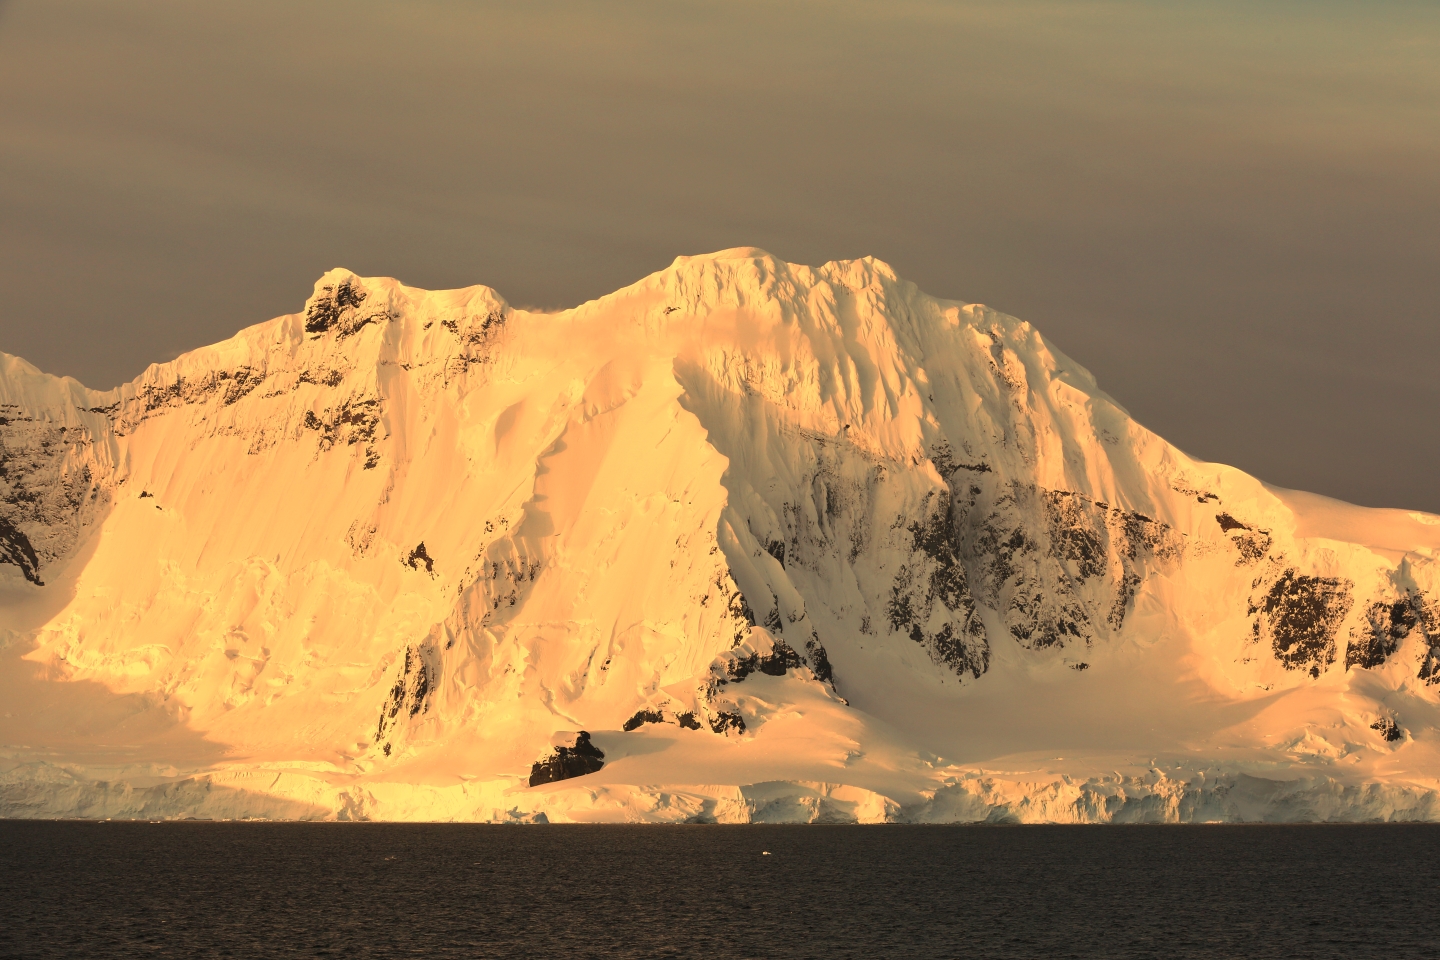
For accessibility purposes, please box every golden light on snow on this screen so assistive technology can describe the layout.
[1,250,1438,822]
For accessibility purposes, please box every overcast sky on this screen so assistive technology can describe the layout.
[1,0,1436,511]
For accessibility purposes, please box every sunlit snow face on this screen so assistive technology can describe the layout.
[2,245,1439,823]
[1,0,1437,511]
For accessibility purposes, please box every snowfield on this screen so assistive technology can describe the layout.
[2,248,1438,822]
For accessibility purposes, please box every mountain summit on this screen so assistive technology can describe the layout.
[3,250,1438,821]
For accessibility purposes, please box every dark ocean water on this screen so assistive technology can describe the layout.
[2,823,1438,959]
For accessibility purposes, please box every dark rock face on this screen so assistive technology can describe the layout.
[437,308,511,379]
[1371,717,1404,742]
[622,709,664,732]
[699,616,832,732]
[710,711,745,735]
[1232,533,1272,565]
[720,570,837,688]
[621,707,707,733]
[1250,569,1354,676]
[298,368,346,388]
[888,488,989,679]
[1347,597,1422,670]
[305,279,380,338]
[726,439,1185,687]
[946,477,1182,668]
[1405,593,1440,684]
[714,636,805,685]
[0,403,107,579]
[481,557,544,613]
[528,732,605,787]
[442,308,507,344]
[104,364,285,437]
[1214,516,1372,680]
[405,543,434,574]
[0,514,42,585]
[680,366,1185,686]
[375,644,437,749]
[1214,514,1271,565]
[302,397,384,468]
[95,362,387,472]
[1216,513,1248,533]
[804,634,834,684]
[927,440,991,477]
[758,639,804,676]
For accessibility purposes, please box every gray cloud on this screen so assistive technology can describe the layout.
[1,0,1437,510]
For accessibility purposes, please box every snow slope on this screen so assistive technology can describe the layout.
[3,248,1438,822]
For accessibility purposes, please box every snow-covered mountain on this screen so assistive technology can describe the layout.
[3,249,1439,822]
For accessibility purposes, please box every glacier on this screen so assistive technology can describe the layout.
[2,248,1438,822]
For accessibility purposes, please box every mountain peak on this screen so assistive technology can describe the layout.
[672,246,778,264]
[2,253,1438,823]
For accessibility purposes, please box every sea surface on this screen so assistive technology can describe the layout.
[2,822,1437,959]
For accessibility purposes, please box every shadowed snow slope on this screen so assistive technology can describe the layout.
[3,250,1439,822]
